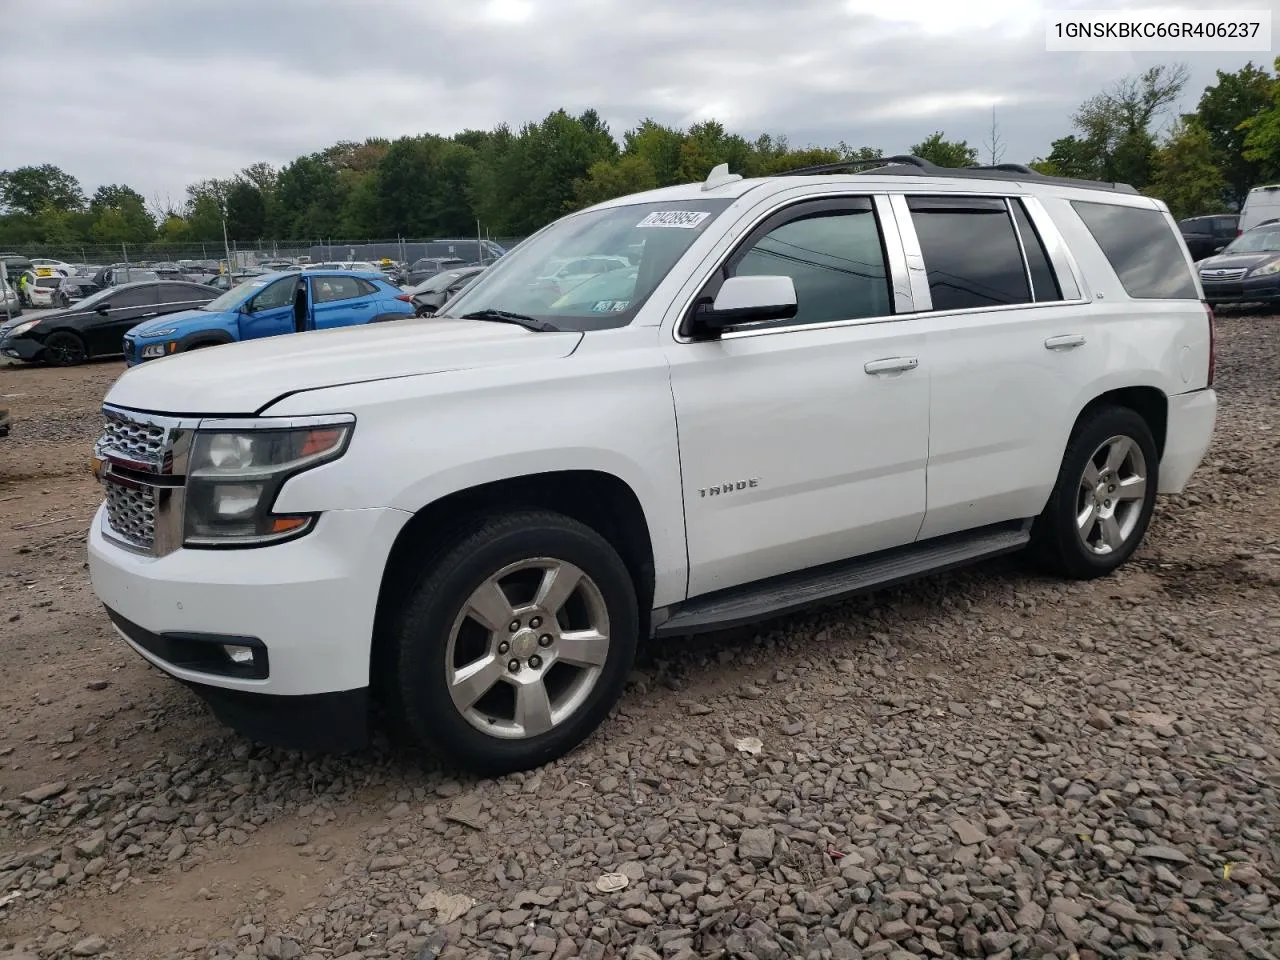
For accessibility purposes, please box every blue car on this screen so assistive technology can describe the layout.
[123,269,414,365]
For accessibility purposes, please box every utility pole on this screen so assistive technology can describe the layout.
[222,217,234,279]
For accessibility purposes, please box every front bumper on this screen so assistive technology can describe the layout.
[1199,275,1280,304]
[88,502,413,748]
[1158,388,1217,494]
[0,336,43,361]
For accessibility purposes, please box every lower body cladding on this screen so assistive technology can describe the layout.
[87,502,411,751]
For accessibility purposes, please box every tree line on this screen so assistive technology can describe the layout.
[2,57,1277,252]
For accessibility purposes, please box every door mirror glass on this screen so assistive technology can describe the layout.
[702,275,798,329]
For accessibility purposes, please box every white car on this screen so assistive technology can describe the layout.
[29,258,73,275]
[87,158,1216,774]
[1238,183,1280,235]
[21,272,60,307]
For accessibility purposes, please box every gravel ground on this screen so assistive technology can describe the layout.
[0,311,1278,960]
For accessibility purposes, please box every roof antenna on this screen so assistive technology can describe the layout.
[702,163,742,191]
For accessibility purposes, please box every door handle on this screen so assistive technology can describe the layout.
[1044,334,1086,350]
[864,356,919,375]
[139,311,158,318]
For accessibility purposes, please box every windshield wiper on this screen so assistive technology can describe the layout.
[457,309,559,333]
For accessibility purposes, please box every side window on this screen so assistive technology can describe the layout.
[353,278,379,297]
[725,201,892,328]
[312,276,362,303]
[1010,200,1064,302]
[1216,217,1238,235]
[159,283,201,304]
[108,286,159,309]
[906,196,1030,310]
[247,278,295,312]
[1071,200,1199,300]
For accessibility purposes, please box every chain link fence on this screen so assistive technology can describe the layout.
[10,237,528,268]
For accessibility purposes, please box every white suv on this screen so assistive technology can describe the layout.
[88,157,1217,774]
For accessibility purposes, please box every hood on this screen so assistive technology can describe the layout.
[1197,252,1279,271]
[128,308,227,338]
[1,307,70,335]
[105,317,584,414]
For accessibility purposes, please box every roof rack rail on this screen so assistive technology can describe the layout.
[777,154,1138,195]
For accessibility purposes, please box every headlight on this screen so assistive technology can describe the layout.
[4,318,40,338]
[183,416,354,547]
[1248,260,1280,277]
[141,343,173,358]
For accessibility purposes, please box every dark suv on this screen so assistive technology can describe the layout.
[1179,215,1239,261]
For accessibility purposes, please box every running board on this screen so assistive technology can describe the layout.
[652,520,1032,638]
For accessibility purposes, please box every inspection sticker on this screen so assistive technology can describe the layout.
[636,210,710,229]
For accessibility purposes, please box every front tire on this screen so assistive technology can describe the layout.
[42,331,88,366]
[387,510,639,775]
[1031,406,1159,580]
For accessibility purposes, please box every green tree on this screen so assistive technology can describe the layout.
[571,155,659,208]
[185,194,225,242]
[0,164,85,216]
[272,155,343,238]
[1194,61,1274,205]
[88,183,154,243]
[1146,119,1228,221]
[622,120,686,186]
[1241,57,1280,183]
[910,132,979,168]
[765,147,844,174]
[225,181,266,239]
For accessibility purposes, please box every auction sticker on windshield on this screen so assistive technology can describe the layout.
[636,211,710,229]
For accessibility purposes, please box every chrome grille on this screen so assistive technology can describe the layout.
[1200,268,1248,283]
[104,483,156,550]
[100,409,167,468]
[96,406,192,556]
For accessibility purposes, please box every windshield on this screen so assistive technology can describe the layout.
[442,198,733,331]
[201,277,272,311]
[1224,228,1280,254]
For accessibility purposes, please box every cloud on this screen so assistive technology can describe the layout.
[0,0,1272,205]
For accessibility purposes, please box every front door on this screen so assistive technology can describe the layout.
[665,196,931,598]
[237,277,299,341]
[86,284,160,355]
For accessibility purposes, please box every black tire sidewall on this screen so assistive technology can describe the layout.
[392,514,639,775]
[1042,407,1159,578]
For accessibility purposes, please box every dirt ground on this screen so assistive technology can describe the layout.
[0,311,1277,960]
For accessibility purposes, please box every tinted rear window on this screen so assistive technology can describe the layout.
[1071,201,1198,300]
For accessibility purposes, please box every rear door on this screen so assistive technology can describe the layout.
[901,193,1100,541]
[87,284,161,355]
[310,275,377,329]
[236,277,299,341]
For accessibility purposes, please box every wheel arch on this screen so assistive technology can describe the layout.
[176,330,235,352]
[370,469,657,693]
[1072,385,1168,460]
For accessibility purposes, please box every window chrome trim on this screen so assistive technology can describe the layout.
[1019,195,1087,302]
[888,194,932,311]
[872,194,915,314]
[1005,197,1038,301]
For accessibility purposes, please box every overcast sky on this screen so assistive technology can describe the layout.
[2,0,1274,207]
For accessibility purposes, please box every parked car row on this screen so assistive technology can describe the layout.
[0,269,417,366]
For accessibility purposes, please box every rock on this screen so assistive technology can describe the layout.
[738,827,776,862]
[951,819,987,846]
[70,937,107,956]
[621,908,654,926]
[76,830,106,858]
[881,919,913,941]
[980,931,1018,954]
[19,782,67,803]
[1086,707,1115,730]
[1136,845,1191,864]
[1015,901,1045,929]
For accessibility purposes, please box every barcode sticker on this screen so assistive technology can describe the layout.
[636,211,711,229]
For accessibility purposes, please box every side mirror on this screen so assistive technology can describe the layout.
[96,304,110,315]
[698,275,798,332]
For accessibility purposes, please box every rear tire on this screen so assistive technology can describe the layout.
[386,510,638,776]
[1030,406,1159,580]
[42,331,88,366]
